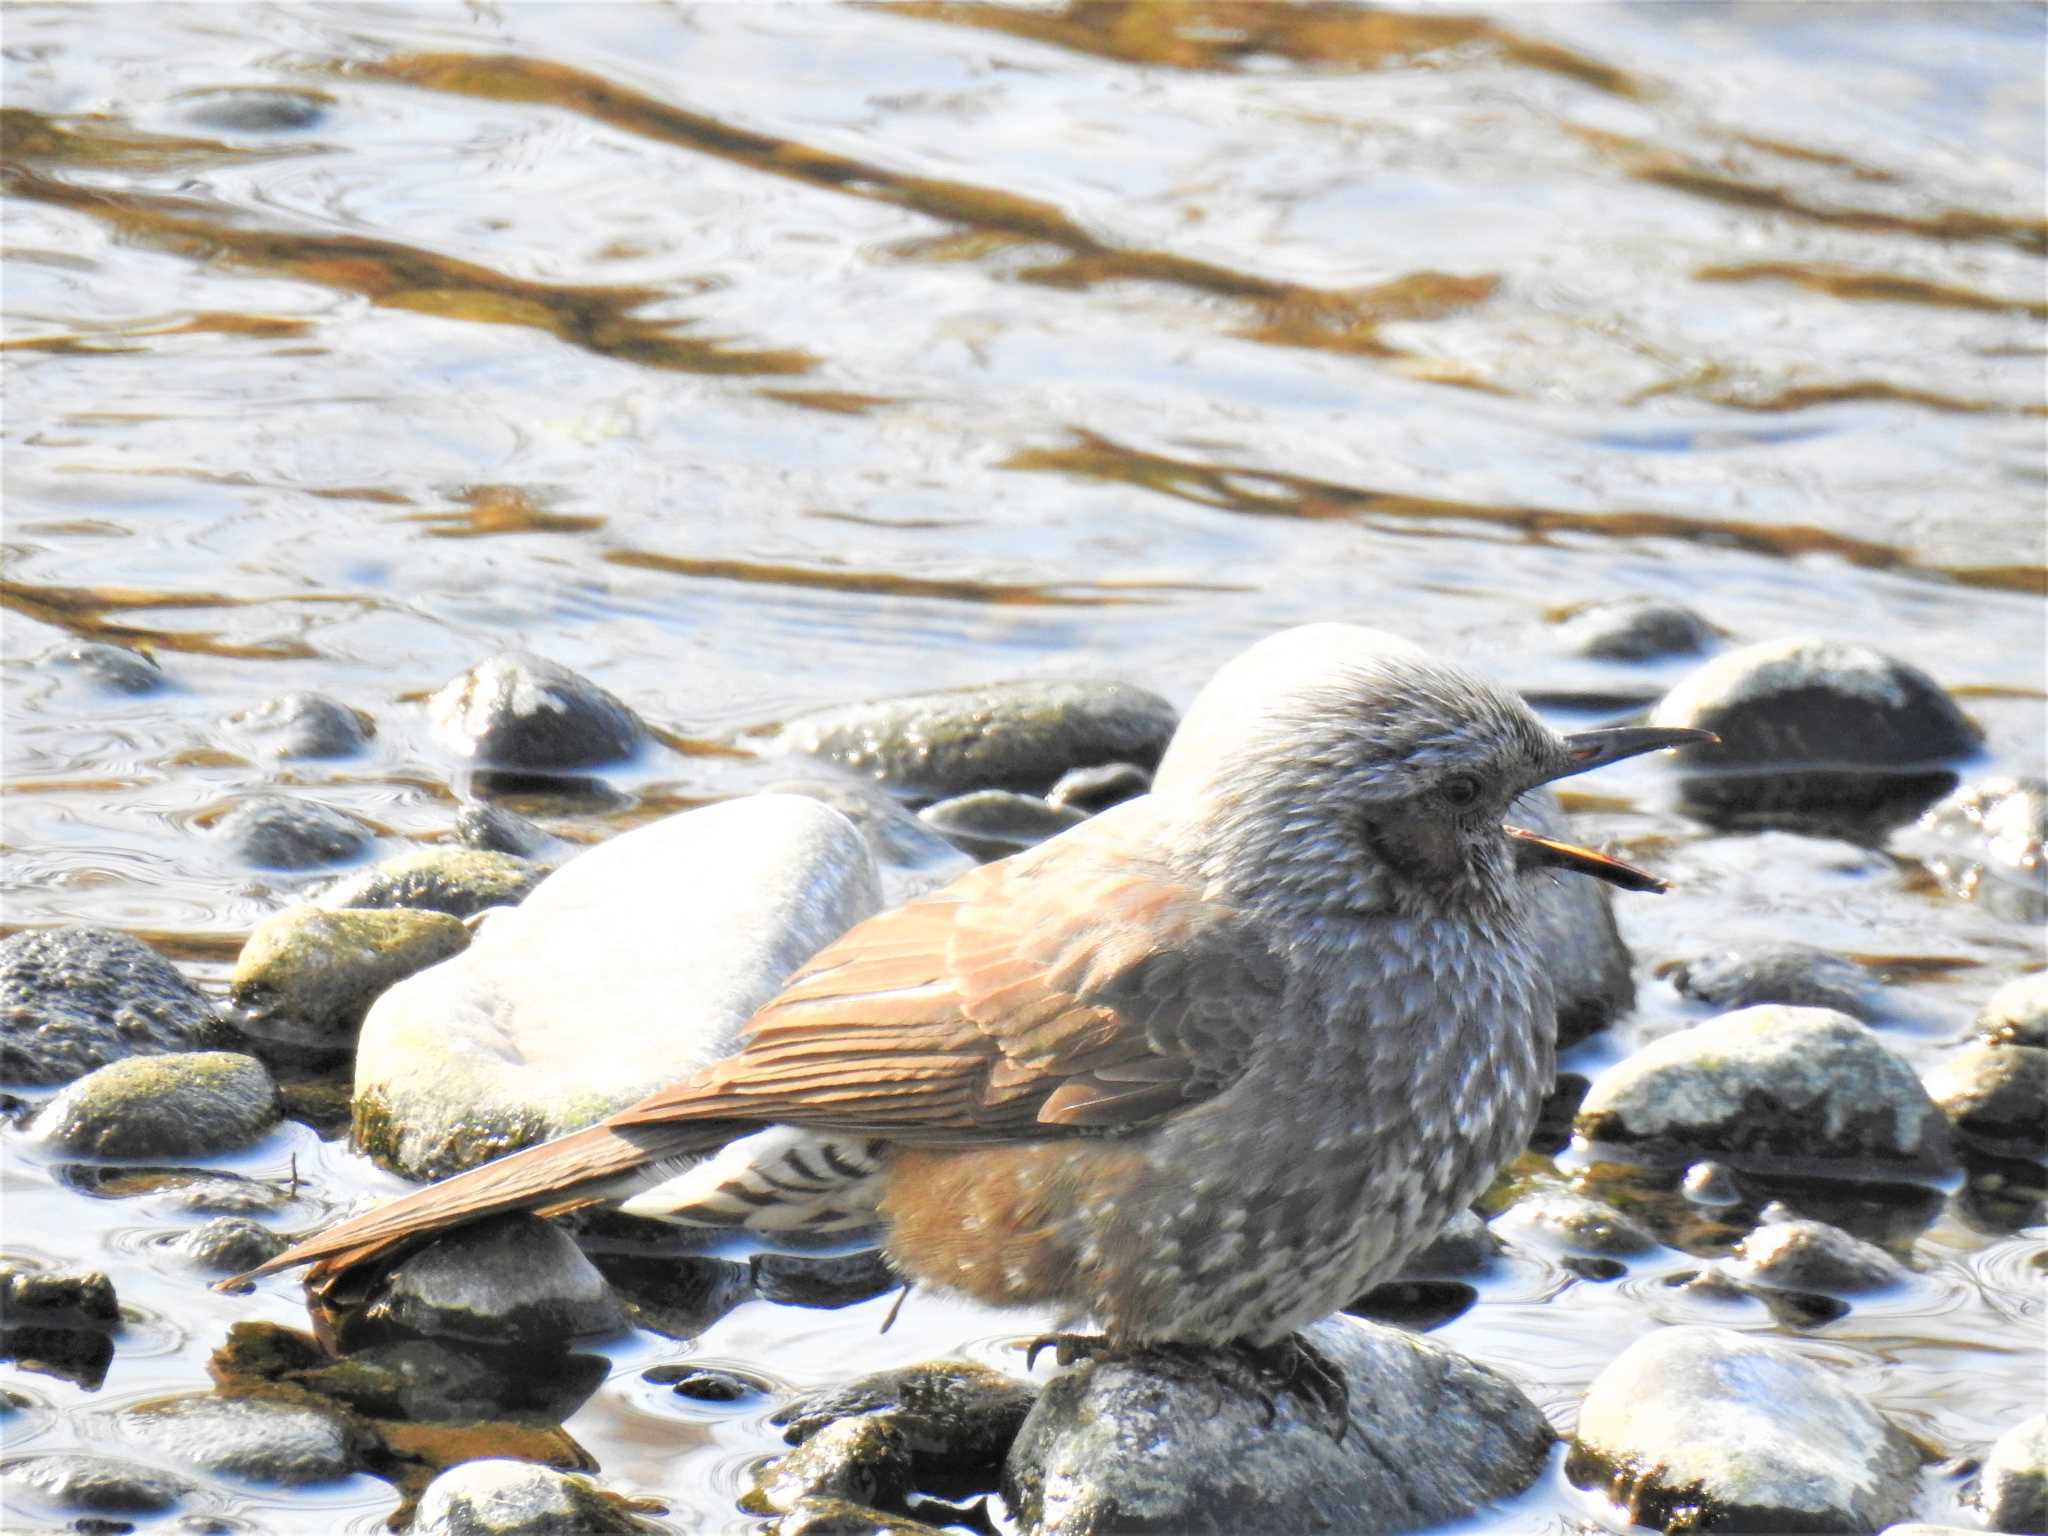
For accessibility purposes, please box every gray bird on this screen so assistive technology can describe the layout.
[231,624,1705,1416]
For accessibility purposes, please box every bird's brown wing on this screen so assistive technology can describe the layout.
[616,833,1284,1139]
[230,823,1281,1290]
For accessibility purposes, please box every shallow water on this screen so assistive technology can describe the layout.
[3,3,2043,1531]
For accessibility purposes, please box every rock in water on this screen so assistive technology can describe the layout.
[1004,1316,1554,1535]
[31,1052,281,1158]
[412,1458,652,1535]
[429,652,644,772]
[1569,1326,1921,1533]
[352,795,880,1178]
[0,926,228,1085]
[1648,637,1980,835]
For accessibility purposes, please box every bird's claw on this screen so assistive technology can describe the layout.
[1240,1335,1350,1443]
[1023,1331,1106,1371]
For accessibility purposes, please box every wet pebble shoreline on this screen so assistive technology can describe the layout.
[3,627,2041,1535]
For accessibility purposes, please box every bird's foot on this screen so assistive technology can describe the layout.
[1235,1334,1350,1443]
[1022,1331,1108,1371]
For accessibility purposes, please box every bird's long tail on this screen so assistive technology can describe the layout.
[220,1115,743,1295]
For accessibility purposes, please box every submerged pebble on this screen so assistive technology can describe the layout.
[0,1453,192,1516]
[451,804,561,860]
[1045,760,1152,813]
[1668,943,1884,1021]
[0,926,229,1086]
[174,1218,288,1275]
[1574,1005,1954,1174]
[213,795,375,871]
[117,1393,360,1486]
[1492,1191,1658,1258]
[224,691,371,759]
[1568,1325,1921,1533]
[43,641,166,695]
[1555,598,1716,661]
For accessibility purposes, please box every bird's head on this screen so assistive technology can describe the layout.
[1155,624,1711,923]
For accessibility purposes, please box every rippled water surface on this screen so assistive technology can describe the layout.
[4,3,2044,1532]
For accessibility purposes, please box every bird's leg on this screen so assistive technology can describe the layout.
[1022,1332,1109,1371]
[1234,1334,1350,1443]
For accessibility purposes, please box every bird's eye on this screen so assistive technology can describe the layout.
[1439,772,1483,809]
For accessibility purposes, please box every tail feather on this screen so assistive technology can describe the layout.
[220,1116,743,1293]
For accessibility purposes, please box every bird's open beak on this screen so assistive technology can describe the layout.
[1505,725,1718,893]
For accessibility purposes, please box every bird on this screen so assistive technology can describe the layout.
[229,624,1707,1421]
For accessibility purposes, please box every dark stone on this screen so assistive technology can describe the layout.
[751,1248,899,1310]
[268,1336,607,1423]
[1556,599,1716,661]
[316,847,545,919]
[1513,789,1637,1046]
[31,1052,280,1158]
[1344,1279,1478,1331]
[773,679,1179,800]
[412,1458,652,1535]
[1900,778,2048,925]
[1649,637,1981,835]
[917,790,1087,861]
[1978,1414,2047,1535]
[429,652,644,772]
[225,692,370,759]
[213,795,374,871]
[1569,1325,1922,1533]
[118,1393,359,1486]
[452,804,559,859]
[773,1360,1038,1478]
[1396,1209,1502,1277]
[1045,761,1152,814]
[642,1365,765,1403]
[0,1454,191,1515]
[756,1414,913,1515]
[1575,1005,1954,1175]
[182,89,329,132]
[174,1218,288,1274]
[1004,1317,1553,1535]
[0,926,228,1085]
[0,1264,119,1330]
[1927,1044,2048,1160]
[44,642,165,695]
[1,1323,116,1389]
[1979,974,2048,1050]
[1669,944,1882,1021]
[340,1214,627,1349]
[584,1250,754,1341]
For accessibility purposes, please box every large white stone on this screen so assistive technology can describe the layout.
[353,794,881,1179]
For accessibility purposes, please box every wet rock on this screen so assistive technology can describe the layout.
[214,794,375,871]
[751,1248,898,1310]
[1898,777,2047,924]
[453,804,561,860]
[340,1215,627,1349]
[316,847,545,919]
[284,1337,608,1424]
[1046,761,1152,814]
[757,1414,912,1514]
[1647,637,1980,833]
[1682,1161,1743,1205]
[1556,599,1716,661]
[1719,1218,1906,1294]
[774,1496,951,1536]
[1,1263,119,1329]
[774,1360,1038,1476]
[31,1052,280,1158]
[225,691,371,759]
[1397,1209,1502,1277]
[644,1364,768,1403]
[182,88,329,133]
[230,906,469,1056]
[119,1394,358,1485]
[353,796,879,1179]
[773,679,1179,800]
[145,1174,288,1218]
[1,926,229,1085]
[1926,1043,2048,1160]
[1568,1325,1921,1533]
[1493,1191,1657,1257]
[412,1458,651,1535]
[1978,1414,2047,1534]
[45,641,165,694]
[429,652,644,772]
[174,1218,288,1274]
[1669,944,1882,1021]
[1005,1316,1553,1535]
[918,790,1086,860]
[1513,788,1637,1045]
[0,1453,192,1515]
[766,778,974,900]
[1979,974,2048,1050]
[1575,1005,1954,1175]
[587,1250,754,1341]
